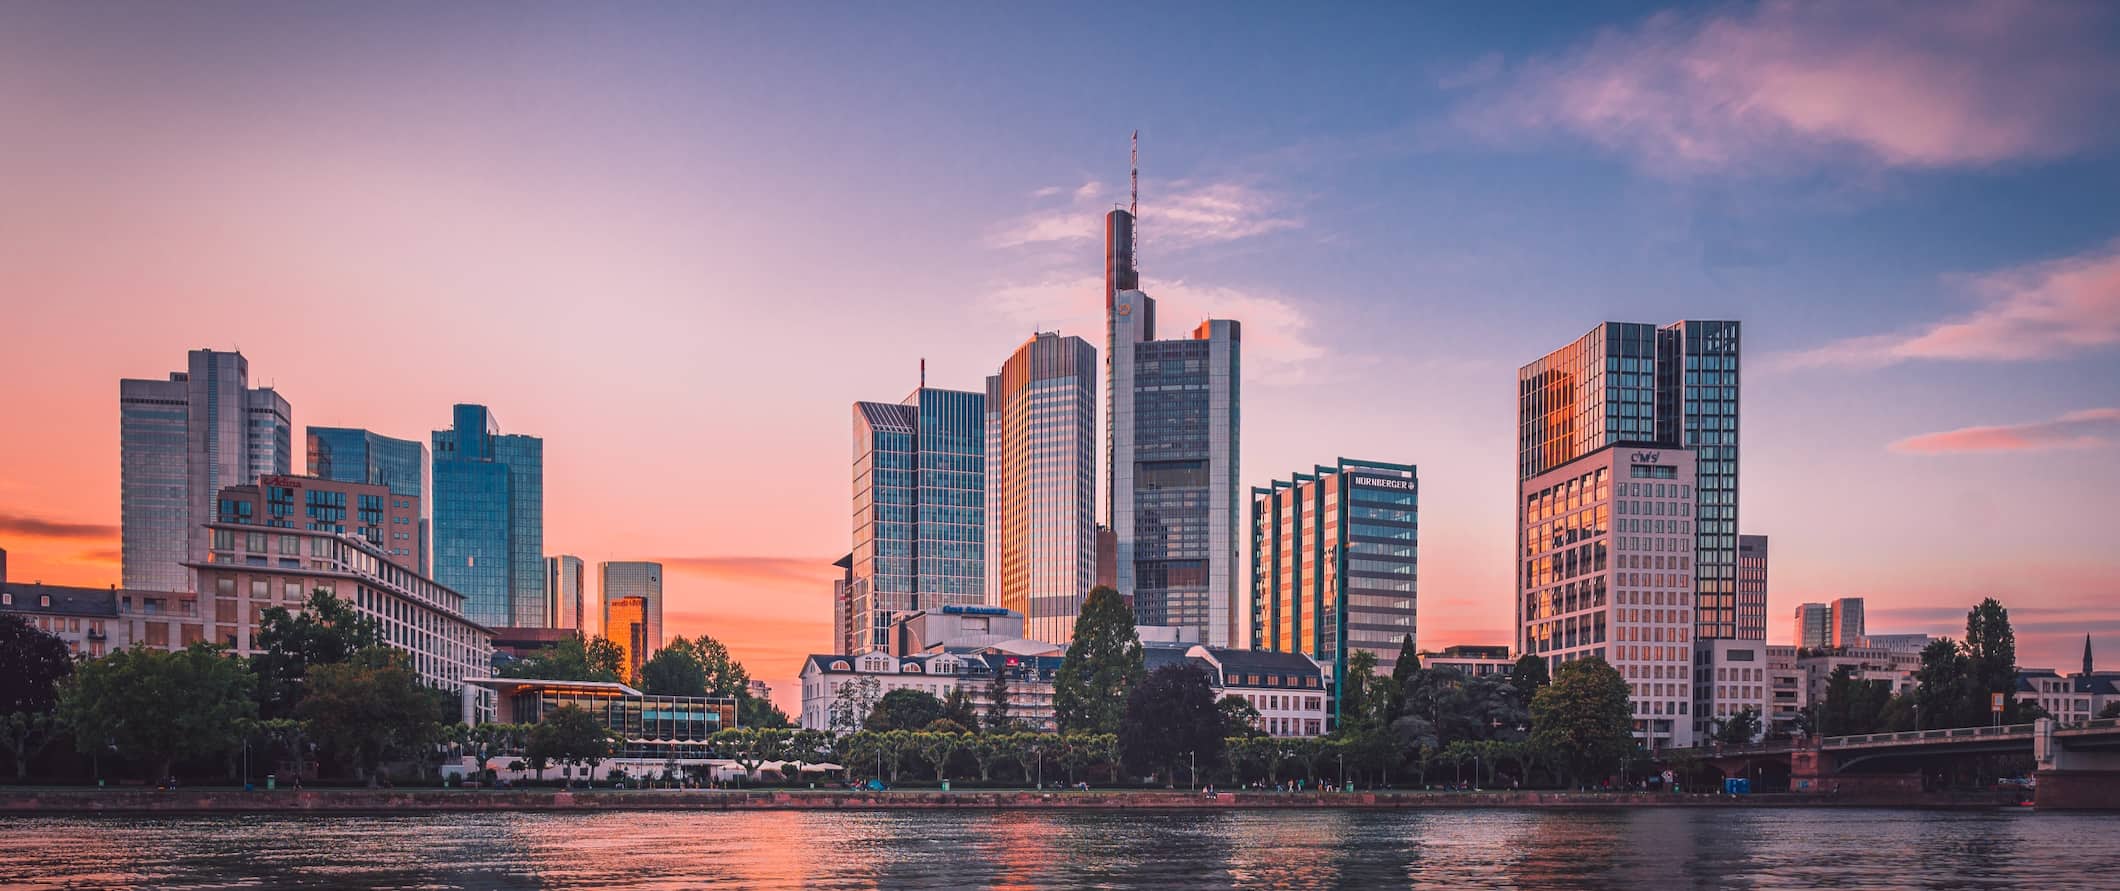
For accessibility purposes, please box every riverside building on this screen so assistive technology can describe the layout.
[546,555,587,636]
[984,332,1099,644]
[120,349,292,592]
[848,381,986,653]
[432,404,544,628]
[1250,459,1419,721]
[307,427,431,573]
[214,474,421,571]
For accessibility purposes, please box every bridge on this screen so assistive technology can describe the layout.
[1664,718,2120,809]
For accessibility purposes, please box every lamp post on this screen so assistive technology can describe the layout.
[1190,750,1197,792]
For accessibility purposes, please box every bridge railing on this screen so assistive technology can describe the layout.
[1823,722,2038,748]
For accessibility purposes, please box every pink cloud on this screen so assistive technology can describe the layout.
[986,178,1299,249]
[1891,408,2120,455]
[1777,239,2120,369]
[1466,1,2119,173]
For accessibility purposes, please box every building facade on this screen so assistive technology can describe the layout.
[831,553,858,655]
[186,523,493,690]
[1251,459,1419,711]
[461,678,737,761]
[601,560,663,673]
[1519,445,1700,748]
[1765,645,1807,737]
[1518,321,1742,645]
[607,595,649,681]
[120,349,292,592]
[848,385,986,653]
[1693,639,1769,742]
[215,475,420,570]
[984,332,1099,645]
[308,426,431,573]
[1794,603,1832,649]
[1830,597,1866,648]
[432,404,544,629]
[1737,534,1767,642]
[1423,645,1515,678]
[546,555,587,636]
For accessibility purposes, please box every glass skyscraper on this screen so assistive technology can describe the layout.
[119,349,292,591]
[985,332,1098,644]
[308,426,431,574]
[432,404,544,628]
[1252,460,1419,726]
[599,560,663,661]
[547,554,587,636]
[1106,207,1242,647]
[848,384,985,653]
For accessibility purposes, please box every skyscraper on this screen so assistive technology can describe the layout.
[1794,603,1832,649]
[1105,205,1242,647]
[600,560,663,663]
[546,555,586,636]
[985,332,1098,644]
[849,383,985,653]
[608,594,650,682]
[308,426,431,573]
[831,552,858,655]
[1517,320,1741,641]
[120,349,292,591]
[1738,534,1768,641]
[1831,596,1865,648]
[431,404,544,628]
[1252,460,1419,725]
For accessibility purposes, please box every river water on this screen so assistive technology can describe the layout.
[2,807,2112,889]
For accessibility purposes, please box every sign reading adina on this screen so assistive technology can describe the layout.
[1629,451,1662,465]
[1351,476,1414,490]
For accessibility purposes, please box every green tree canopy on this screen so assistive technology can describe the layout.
[1714,707,1763,745]
[1337,649,1382,733]
[527,704,617,785]
[740,695,792,729]
[298,646,447,786]
[1962,598,2021,723]
[0,614,74,715]
[639,637,710,697]
[1053,586,1143,734]
[1218,694,1264,739]
[866,688,946,732]
[501,635,625,683]
[1510,654,1550,706]
[1528,656,1632,788]
[1118,663,1224,784]
[984,668,1014,733]
[250,589,383,719]
[1912,637,1967,730]
[1387,634,1421,719]
[1818,664,1892,736]
[59,643,255,782]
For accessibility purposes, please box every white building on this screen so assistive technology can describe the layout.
[1693,639,1769,742]
[1765,645,1808,737]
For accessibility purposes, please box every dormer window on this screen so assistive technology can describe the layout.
[830,660,851,672]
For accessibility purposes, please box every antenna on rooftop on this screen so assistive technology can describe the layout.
[920,357,926,389]
[1130,130,1140,275]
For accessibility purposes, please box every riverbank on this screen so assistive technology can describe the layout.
[0,787,2013,815]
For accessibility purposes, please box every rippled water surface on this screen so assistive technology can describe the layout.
[2,807,2114,889]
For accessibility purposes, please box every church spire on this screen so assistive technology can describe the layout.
[2086,633,2095,676]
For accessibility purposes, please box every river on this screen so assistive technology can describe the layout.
[2,807,2111,889]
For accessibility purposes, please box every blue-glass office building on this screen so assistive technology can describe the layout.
[845,385,984,654]
[308,426,431,573]
[432,404,544,629]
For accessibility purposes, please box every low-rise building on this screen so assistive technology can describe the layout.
[1186,647,1329,738]
[2017,638,2120,724]
[1765,645,1807,737]
[461,677,737,757]
[1692,640,1769,741]
[1422,645,1514,678]
[1797,645,1919,706]
[799,649,1064,732]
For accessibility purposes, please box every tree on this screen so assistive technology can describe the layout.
[249,589,382,719]
[298,647,445,787]
[638,638,709,697]
[740,695,792,729]
[1118,663,1223,785]
[1713,707,1763,745]
[2099,702,2120,720]
[1528,657,1632,788]
[1962,598,2022,724]
[1337,649,1381,733]
[910,729,968,782]
[1,712,59,781]
[940,688,979,731]
[1218,694,1264,739]
[1053,586,1143,734]
[827,677,882,736]
[1510,654,1550,706]
[984,668,1014,733]
[502,636,624,683]
[1912,637,1967,731]
[1388,634,1421,720]
[1819,665,1891,736]
[59,643,255,782]
[866,689,946,732]
[688,634,754,698]
[0,615,74,715]
[527,704,617,786]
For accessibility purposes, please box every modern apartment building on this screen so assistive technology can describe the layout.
[1737,534,1768,641]
[1794,603,1832,649]
[1105,205,1241,647]
[308,426,431,573]
[432,404,544,628]
[599,560,664,670]
[1693,639,1769,742]
[214,474,420,570]
[546,555,587,636]
[120,349,292,591]
[984,332,1099,644]
[847,383,986,653]
[1251,459,1419,713]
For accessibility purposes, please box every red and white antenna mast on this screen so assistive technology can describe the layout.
[1129,130,1140,275]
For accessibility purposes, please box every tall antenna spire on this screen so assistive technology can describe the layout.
[1130,130,1140,274]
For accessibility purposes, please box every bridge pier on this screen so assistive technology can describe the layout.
[1790,747,1922,796]
[2035,719,2120,810]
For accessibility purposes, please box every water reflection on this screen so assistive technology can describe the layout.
[2,807,2116,890]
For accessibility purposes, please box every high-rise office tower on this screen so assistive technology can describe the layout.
[608,594,650,681]
[309,427,431,573]
[600,561,664,662]
[831,553,858,655]
[1830,596,1865,648]
[1737,534,1768,641]
[431,404,544,628]
[849,383,985,653]
[1517,320,1741,639]
[120,349,292,591]
[985,332,1098,644]
[546,555,586,636]
[1794,602,1832,649]
[1252,460,1419,723]
[1105,205,1242,647]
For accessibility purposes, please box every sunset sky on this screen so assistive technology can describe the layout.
[4,2,2118,711]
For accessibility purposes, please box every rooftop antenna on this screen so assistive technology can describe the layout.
[1129,130,1140,275]
[920,358,926,389]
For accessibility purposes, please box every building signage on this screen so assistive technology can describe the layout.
[1352,476,1414,490]
[943,605,1010,617]
[1630,451,1662,465]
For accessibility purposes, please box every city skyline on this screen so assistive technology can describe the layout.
[4,3,2119,712]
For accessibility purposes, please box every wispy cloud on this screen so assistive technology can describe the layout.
[986,178,1300,250]
[988,273,1323,376]
[0,511,118,540]
[1891,408,2120,455]
[1775,239,2120,369]
[1462,1,2120,174]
